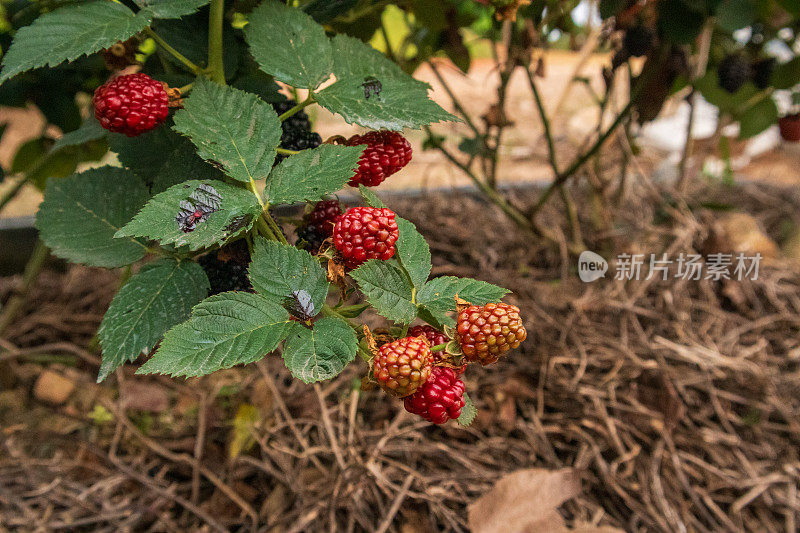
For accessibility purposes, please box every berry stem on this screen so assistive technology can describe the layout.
[262,210,289,245]
[145,28,202,75]
[278,96,315,122]
[208,0,226,84]
[430,343,447,352]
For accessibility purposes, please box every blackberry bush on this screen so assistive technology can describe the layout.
[9,0,526,426]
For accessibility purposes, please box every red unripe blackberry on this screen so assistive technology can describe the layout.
[373,336,432,397]
[92,73,169,136]
[344,131,412,187]
[333,206,399,269]
[306,199,342,236]
[408,325,448,347]
[403,367,466,424]
[456,302,527,365]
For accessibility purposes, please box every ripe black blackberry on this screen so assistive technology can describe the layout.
[272,100,322,163]
[718,54,752,94]
[295,225,326,254]
[752,57,776,90]
[198,240,252,295]
[622,25,655,57]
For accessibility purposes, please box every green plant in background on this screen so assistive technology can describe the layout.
[0,0,531,426]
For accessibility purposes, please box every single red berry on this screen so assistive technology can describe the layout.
[92,73,169,136]
[404,367,466,424]
[333,206,399,269]
[456,302,527,365]
[373,336,432,397]
[306,200,342,236]
[344,131,412,187]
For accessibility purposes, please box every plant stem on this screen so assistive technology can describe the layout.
[525,66,558,173]
[263,209,288,245]
[145,27,202,75]
[428,61,481,136]
[0,240,48,337]
[0,175,30,215]
[208,0,226,84]
[430,343,447,352]
[278,96,315,122]
[276,148,300,155]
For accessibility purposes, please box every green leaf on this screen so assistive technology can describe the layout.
[263,144,363,205]
[248,238,329,315]
[137,0,209,18]
[395,217,431,289]
[350,259,416,324]
[53,117,106,152]
[117,180,261,251]
[657,0,704,45]
[109,126,225,193]
[739,96,778,140]
[137,292,294,377]
[0,1,152,83]
[35,167,149,268]
[772,57,800,91]
[151,14,240,78]
[457,392,476,427]
[315,34,457,130]
[359,184,386,208]
[416,276,509,327]
[244,1,334,89]
[173,79,282,183]
[97,259,209,382]
[282,318,357,382]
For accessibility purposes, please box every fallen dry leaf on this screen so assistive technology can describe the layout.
[469,468,624,533]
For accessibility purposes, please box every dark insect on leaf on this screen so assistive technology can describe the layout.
[175,184,222,232]
[361,76,382,100]
[282,289,316,321]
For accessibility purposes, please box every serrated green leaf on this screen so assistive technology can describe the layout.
[109,126,225,193]
[739,96,778,140]
[173,79,282,183]
[350,259,416,323]
[137,292,294,377]
[244,1,334,89]
[53,117,106,152]
[416,276,510,327]
[315,34,457,130]
[359,184,385,208]
[35,167,149,268]
[395,217,431,289]
[0,2,152,83]
[282,317,357,382]
[248,238,329,315]
[117,179,261,251]
[263,144,362,205]
[457,392,476,426]
[137,0,209,18]
[97,258,209,382]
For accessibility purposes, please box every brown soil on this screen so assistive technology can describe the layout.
[2,181,800,532]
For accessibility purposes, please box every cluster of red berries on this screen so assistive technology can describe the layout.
[93,73,169,137]
[370,302,526,425]
[342,131,413,187]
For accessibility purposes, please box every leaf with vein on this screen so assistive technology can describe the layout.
[97,259,209,382]
[417,276,510,327]
[137,292,294,377]
[172,79,282,182]
[282,318,357,382]
[0,1,152,83]
[263,144,363,205]
[137,0,209,18]
[395,217,431,289]
[248,239,329,315]
[35,167,149,268]
[244,1,334,89]
[350,259,417,324]
[116,180,261,251]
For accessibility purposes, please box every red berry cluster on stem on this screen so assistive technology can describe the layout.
[403,367,466,424]
[344,131,412,187]
[93,73,169,136]
[457,302,527,365]
[373,336,432,398]
[333,206,399,269]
